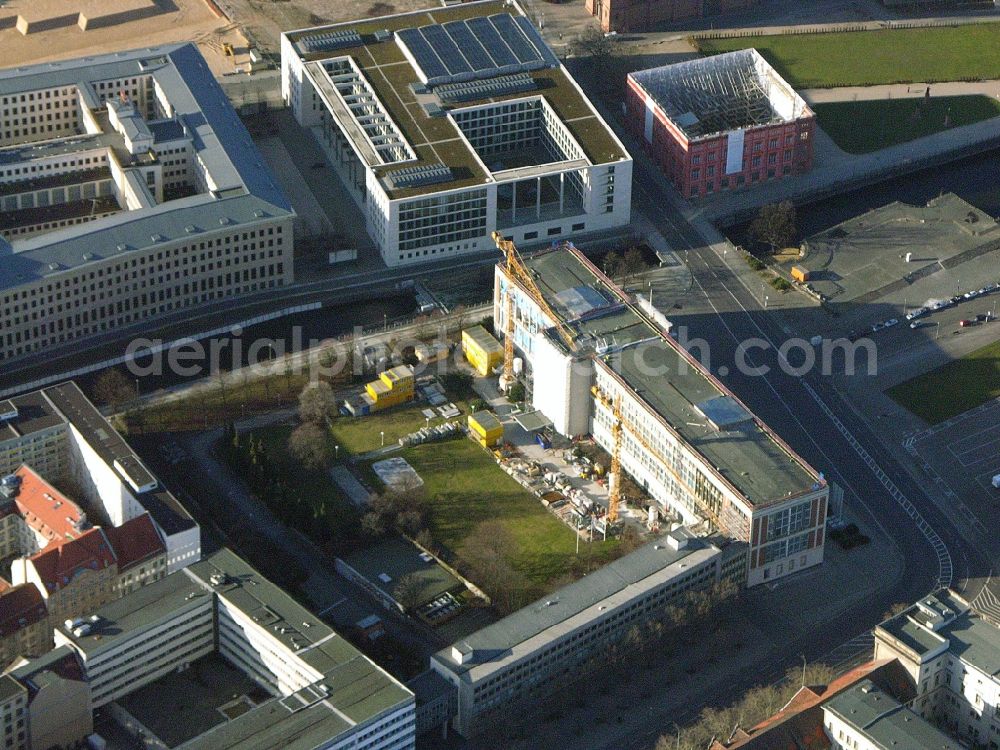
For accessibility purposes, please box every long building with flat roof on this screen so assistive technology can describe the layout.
[52,547,415,750]
[495,244,828,587]
[432,530,746,735]
[280,0,631,267]
[0,43,294,363]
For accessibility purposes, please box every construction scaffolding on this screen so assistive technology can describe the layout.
[631,48,809,140]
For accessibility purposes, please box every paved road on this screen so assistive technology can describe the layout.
[563,115,994,747]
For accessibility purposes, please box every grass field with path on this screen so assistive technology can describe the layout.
[887,339,1000,424]
[329,399,473,457]
[392,438,619,595]
[814,95,1000,153]
[698,25,1000,88]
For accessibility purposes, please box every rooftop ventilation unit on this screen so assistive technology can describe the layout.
[300,29,363,54]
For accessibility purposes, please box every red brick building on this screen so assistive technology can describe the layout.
[587,0,760,33]
[626,49,815,199]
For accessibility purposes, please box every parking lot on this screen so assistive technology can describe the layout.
[908,397,1000,540]
[778,194,1000,344]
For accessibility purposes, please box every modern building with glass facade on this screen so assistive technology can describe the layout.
[280,0,631,267]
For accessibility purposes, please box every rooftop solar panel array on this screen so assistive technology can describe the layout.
[300,29,363,54]
[396,13,557,87]
[385,162,453,189]
[435,73,537,103]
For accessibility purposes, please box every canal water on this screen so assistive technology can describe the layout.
[729,145,1000,246]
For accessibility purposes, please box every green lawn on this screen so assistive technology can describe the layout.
[329,400,473,457]
[698,25,1000,88]
[887,339,1000,424]
[392,439,619,594]
[814,96,1000,153]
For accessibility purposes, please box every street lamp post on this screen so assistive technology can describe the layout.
[334,445,340,462]
[671,722,681,750]
[800,654,808,686]
[380,431,385,448]
[135,378,140,400]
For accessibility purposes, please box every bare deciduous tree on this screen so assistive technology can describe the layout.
[92,370,135,411]
[750,201,797,255]
[298,382,337,424]
[287,422,331,471]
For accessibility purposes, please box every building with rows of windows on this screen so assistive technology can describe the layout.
[280,0,631,268]
[494,244,829,588]
[873,589,1000,750]
[432,530,746,736]
[0,43,294,363]
[626,50,814,199]
[49,547,416,750]
[0,382,199,576]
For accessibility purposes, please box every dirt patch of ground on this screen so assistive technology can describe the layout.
[0,0,249,77]
[218,0,441,55]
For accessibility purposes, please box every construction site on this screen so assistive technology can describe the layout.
[626,49,815,198]
[0,0,251,76]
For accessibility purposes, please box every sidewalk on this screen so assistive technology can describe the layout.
[802,79,1000,104]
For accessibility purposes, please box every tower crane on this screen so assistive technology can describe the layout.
[592,385,725,532]
[491,231,574,392]
[607,394,623,524]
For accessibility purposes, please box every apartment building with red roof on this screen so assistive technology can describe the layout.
[11,527,118,625]
[0,584,50,666]
[0,465,86,560]
[104,513,167,597]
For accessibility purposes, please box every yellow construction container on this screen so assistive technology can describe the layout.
[462,325,503,377]
[790,265,810,283]
[365,365,415,411]
[468,410,504,448]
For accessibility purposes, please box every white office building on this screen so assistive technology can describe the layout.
[280,0,631,267]
[874,589,1000,749]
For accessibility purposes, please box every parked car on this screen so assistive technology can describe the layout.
[884,318,899,328]
[959,319,973,327]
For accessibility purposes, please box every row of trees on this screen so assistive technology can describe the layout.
[602,245,647,284]
[476,579,742,745]
[360,487,429,540]
[655,661,837,750]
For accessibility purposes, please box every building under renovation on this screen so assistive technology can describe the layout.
[493,243,829,588]
[627,49,814,199]
[587,0,759,33]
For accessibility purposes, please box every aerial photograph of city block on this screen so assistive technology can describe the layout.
[1,0,999,747]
